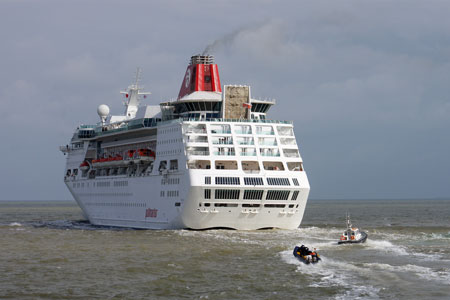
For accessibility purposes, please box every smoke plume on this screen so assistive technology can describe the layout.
[202,20,272,55]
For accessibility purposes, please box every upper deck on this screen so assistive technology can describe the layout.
[72,117,293,141]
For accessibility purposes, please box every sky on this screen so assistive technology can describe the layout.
[0,0,449,200]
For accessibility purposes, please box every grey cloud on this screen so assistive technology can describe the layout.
[0,0,449,200]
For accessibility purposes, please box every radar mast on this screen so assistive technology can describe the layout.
[120,67,151,119]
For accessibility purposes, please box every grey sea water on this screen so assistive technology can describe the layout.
[1,199,449,299]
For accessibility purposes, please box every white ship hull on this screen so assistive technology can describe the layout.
[66,168,309,230]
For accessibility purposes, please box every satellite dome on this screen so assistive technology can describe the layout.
[97,104,110,117]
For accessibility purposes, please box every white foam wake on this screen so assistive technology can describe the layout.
[280,250,381,298]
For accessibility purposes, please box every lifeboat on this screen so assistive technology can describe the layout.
[92,155,125,168]
[127,149,136,158]
[137,148,155,163]
[79,161,90,171]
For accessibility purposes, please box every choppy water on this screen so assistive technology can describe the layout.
[1,199,449,299]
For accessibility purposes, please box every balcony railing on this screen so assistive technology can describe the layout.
[260,153,280,157]
[186,137,208,143]
[211,130,231,134]
[237,141,254,145]
[213,152,236,156]
[187,151,210,156]
[280,139,297,145]
[240,152,257,156]
[77,117,293,139]
[235,130,252,134]
[259,141,277,146]
[212,141,233,145]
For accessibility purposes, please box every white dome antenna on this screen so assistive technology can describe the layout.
[97,104,110,125]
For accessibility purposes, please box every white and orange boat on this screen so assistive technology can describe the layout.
[338,213,368,244]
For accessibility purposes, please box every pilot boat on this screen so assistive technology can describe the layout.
[338,213,368,244]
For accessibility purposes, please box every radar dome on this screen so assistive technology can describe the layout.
[97,104,110,117]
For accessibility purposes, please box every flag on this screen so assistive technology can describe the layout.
[242,103,252,109]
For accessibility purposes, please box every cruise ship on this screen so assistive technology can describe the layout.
[60,55,310,230]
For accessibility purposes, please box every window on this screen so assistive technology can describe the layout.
[187,160,211,169]
[244,177,264,185]
[283,149,299,158]
[266,190,290,200]
[263,161,285,171]
[267,178,290,186]
[277,126,294,136]
[243,190,264,200]
[292,178,299,186]
[205,176,211,184]
[242,204,260,207]
[291,190,300,200]
[170,159,178,170]
[204,189,211,199]
[215,177,240,185]
[287,162,303,171]
[214,203,238,207]
[159,160,167,171]
[214,189,240,199]
[264,204,286,208]
[215,161,238,170]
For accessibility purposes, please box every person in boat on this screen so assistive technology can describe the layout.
[299,245,306,254]
[299,245,309,256]
[311,248,319,262]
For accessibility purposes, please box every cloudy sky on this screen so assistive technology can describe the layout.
[1,0,449,200]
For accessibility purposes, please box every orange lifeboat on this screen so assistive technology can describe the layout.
[79,161,90,171]
[137,149,156,162]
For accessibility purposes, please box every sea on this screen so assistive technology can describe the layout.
[1,199,449,300]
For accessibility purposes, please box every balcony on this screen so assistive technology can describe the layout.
[236,137,254,145]
[212,137,233,145]
[260,153,280,157]
[256,131,274,135]
[235,130,252,135]
[277,126,294,136]
[211,130,231,134]
[283,149,300,158]
[240,152,257,156]
[186,146,209,156]
[187,151,210,156]
[186,136,208,143]
[258,139,277,146]
[280,138,297,146]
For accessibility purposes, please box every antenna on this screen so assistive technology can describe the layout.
[134,67,142,88]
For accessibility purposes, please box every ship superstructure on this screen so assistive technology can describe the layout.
[60,55,310,230]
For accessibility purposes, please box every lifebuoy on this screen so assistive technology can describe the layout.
[351,236,355,240]
[340,236,345,240]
